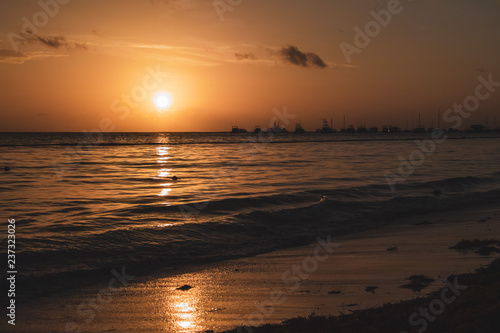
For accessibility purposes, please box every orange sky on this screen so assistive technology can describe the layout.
[1,0,500,132]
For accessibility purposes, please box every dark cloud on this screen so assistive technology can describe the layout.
[279,45,327,69]
[235,52,256,61]
[35,35,66,48]
[279,45,307,66]
[11,32,87,51]
[306,52,327,68]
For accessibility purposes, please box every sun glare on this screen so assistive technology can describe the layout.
[154,92,172,111]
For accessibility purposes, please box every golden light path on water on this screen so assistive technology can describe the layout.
[156,146,174,206]
[154,144,204,331]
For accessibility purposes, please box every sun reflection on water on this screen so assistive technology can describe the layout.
[158,187,172,196]
[157,169,172,178]
[156,146,171,164]
[156,146,174,206]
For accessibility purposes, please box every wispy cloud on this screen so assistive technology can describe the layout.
[235,52,256,61]
[149,0,195,10]
[9,32,87,51]
[0,49,68,64]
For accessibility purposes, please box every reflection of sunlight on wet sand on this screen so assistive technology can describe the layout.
[145,272,222,332]
[175,301,196,330]
[169,292,203,332]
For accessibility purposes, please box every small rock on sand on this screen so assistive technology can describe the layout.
[176,285,193,291]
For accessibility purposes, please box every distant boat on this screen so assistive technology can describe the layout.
[266,121,288,133]
[345,125,356,133]
[253,126,262,134]
[231,126,247,133]
[369,126,379,133]
[470,125,486,133]
[414,112,425,133]
[357,125,368,133]
[316,119,337,133]
[389,126,401,133]
[294,123,306,134]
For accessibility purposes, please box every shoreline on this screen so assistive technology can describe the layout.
[6,202,499,332]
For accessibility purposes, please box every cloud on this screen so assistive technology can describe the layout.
[235,52,256,61]
[0,49,24,64]
[278,45,327,69]
[306,52,327,68]
[0,49,68,64]
[9,32,87,51]
[35,35,66,48]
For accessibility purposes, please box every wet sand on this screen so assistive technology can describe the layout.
[11,204,500,333]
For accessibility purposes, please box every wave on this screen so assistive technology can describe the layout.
[13,171,500,302]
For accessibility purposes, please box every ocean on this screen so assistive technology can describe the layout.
[1,132,499,299]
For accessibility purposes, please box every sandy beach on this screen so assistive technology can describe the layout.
[7,203,498,333]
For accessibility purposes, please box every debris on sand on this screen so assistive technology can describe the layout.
[450,239,500,251]
[400,275,435,292]
[176,285,193,291]
[476,245,500,256]
[386,245,398,251]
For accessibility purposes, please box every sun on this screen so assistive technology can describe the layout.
[154,92,172,111]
